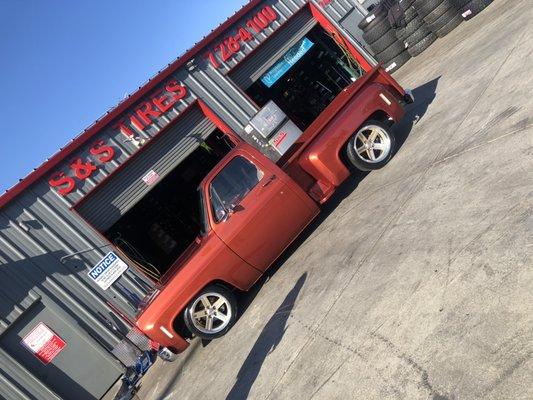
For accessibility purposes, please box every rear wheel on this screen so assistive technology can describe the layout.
[345,121,396,171]
[183,284,237,340]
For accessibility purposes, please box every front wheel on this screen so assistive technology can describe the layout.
[183,284,237,340]
[345,120,396,171]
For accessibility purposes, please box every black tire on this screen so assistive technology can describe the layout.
[407,33,437,56]
[396,18,427,40]
[396,17,427,42]
[451,0,470,8]
[429,6,460,30]
[358,4,388,30]
[400,0,417,10]
[383,50,411,73]
[423,0,456,25]
[375,41,407,64]
[435,13,463,36]
[460,0,493,20]
[402,5,419,24]
[367,30,400,53]
[183,284,237,340]
[413,0,444,18]
[346,120,397,171]
[363,17,393,44]
[403,26,434,49]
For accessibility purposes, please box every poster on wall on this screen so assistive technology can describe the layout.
[21,322,67,365]
[88,252,128,290]
[142,170,160,186]
[260,37,314,88]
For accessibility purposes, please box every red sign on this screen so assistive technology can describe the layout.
[206,5,278,69]
[49,140,115,196]
[21,322,66,365]
[114,79,187,138]
[272,130,288,147]
[49,78,187,195]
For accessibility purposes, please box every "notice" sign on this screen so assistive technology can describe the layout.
[88,252,128,290]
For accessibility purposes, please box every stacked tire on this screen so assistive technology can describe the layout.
[452,0,494,20]
[358,4,411,73]
[396,0,437,57]
[412,0,463,37]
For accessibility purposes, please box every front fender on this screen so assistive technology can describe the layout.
[136,231,261,353]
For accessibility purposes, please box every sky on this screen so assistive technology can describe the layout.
[0,0,249,194]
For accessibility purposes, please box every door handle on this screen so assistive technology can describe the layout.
[262,175,277,187]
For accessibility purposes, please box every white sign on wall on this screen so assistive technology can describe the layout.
[21,322,66,365]
[88,252,128,290]
[142,170,160,186]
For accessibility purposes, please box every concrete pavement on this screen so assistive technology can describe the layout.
[139,1,532,398]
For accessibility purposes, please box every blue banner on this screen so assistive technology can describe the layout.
[260,37,314,88]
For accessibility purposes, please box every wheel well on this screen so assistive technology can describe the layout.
[171,280,236,340]
[367,110,394,127]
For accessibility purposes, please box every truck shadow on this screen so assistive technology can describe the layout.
[393,76,440,151]
[239,76,440,315]
[225,273,307,400]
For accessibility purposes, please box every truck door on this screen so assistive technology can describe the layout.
[204,145,319,272]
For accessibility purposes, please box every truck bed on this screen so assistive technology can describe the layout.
[278,65,407,201]
[278,66,405,171]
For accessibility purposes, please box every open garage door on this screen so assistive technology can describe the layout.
[229,8,317,90]
[76,106,216,233]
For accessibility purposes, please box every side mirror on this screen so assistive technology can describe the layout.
[215,207,229,222]
[229,204,244,213]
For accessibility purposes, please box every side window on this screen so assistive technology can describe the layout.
[209,156,264,222]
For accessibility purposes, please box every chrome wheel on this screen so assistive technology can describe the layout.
[353,125,391,164]
[188,292,232,334]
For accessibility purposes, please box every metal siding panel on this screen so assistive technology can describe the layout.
[0,213,123,348]
[205,66,258,116]
[14,196,146,311]
[0,349,60,400]
[76,106,215,232]
[228,8,317,89]
[0,205,125,399]
[326,2,345,21]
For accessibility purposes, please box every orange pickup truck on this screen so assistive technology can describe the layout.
[135,66,413,360]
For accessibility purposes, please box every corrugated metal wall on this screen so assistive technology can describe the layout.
[0,1,369,399]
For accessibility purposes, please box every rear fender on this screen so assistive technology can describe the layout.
[299,84,405,192]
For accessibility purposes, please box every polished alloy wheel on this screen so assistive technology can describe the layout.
[354,125,392,163]
[189,292,232,334]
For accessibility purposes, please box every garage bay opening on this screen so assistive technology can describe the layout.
[105,130,233,280]
[246,26,365,131]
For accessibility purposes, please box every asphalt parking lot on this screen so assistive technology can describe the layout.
[140,1,532,398]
